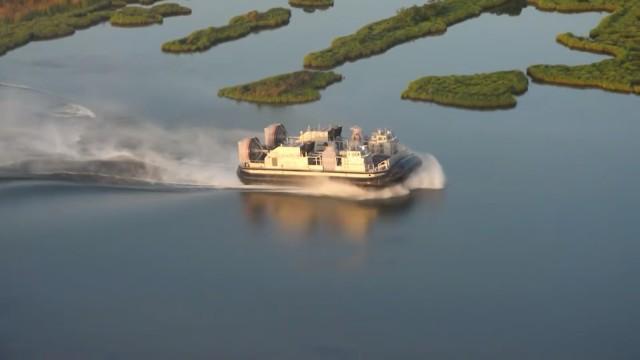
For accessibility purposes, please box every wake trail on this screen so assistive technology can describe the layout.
[0,83,445,200]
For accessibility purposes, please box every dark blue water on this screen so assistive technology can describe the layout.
[1,1,639,358]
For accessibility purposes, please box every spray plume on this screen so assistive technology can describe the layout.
[0,83,445,199]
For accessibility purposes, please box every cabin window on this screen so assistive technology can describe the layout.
[337,158,342,167]
[272,158,278,167]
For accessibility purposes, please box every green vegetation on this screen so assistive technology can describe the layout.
[303,0,511,69]
[527,0,640,95]
[150,3,190,17]
[0,0,197,56]
[162,8,291,53]
[555,32,626,57]
[110,3,191,27]
[218,71,343,105]
[289,0,334,10]
[0,0,116,56]
[0,0,104,23]
[110,6,161,26]
[526,0,627,12]
[402,70,529,109]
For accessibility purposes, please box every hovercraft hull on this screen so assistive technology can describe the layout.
[237,154,422,188]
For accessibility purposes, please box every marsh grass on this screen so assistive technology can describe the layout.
[161,8,291,53]
[150,3,190,17]
[526,0,627,12]
[218,71,343,105]
[555,32,627,57]
[402,71,529,109]
[303,0,511,69]
[110,3,191,27]
[110,6,162,26]
[0,0,117,56]
[0,0,194,56]
[527,0,640,95]
[0,0,104,23]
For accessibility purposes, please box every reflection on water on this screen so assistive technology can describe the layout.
[241,190,444,241]
[241,190,443,269]
[489,0,528,17]
[243,192,378,241]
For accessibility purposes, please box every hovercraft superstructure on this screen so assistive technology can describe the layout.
[237,124,422,187]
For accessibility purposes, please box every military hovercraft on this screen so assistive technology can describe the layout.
[237,124,422,188]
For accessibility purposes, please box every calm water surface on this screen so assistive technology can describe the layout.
[1,1,639,359]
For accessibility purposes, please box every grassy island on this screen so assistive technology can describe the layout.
[110,3,191,27]
[303,0,510,69]
[526,0,626,12]
[289,0,334,10]
[218,71,343,105]
[526,0,640,95]
[0,0,95,22]
[0,0,194,57]
[0,0,116,57]
[161,8,291,53]
[402,70,529,109]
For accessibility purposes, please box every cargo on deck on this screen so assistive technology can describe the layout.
[237,124,422,187]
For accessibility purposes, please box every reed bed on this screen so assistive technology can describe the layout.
[110,3,191,27]
[0,0,194,56]
[162,8,291,53]
[218,71,343,105]
[526,0,640,95]
[0,0,115,56]
[303,0,511,69]
[402,71,529,109]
